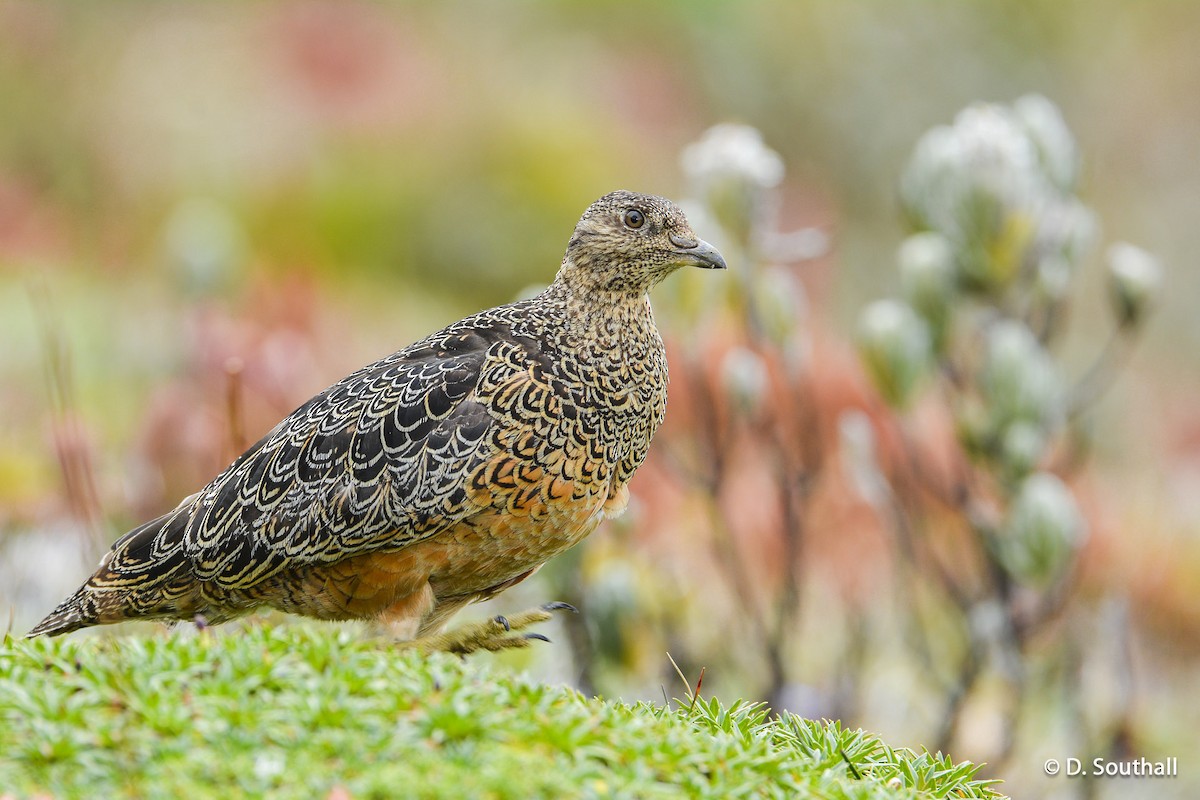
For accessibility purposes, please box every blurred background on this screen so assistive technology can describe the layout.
[2,2,1198,797]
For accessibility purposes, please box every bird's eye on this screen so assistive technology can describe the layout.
[623,209,645,229]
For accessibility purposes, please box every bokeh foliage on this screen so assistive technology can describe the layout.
[2,3,1199,799]
[0,625,1005,799]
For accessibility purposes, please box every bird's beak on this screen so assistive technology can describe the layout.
[669,233,727,270]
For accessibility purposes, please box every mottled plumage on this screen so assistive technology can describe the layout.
[30,191,725,643]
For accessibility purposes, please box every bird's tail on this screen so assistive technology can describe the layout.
[27,508,196,637]
[27,589,100,637]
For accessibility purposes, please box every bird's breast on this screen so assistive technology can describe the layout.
[419,308,670,597]
[431,480,609,598]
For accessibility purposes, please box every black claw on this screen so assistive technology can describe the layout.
[542,602,578,614]
[493,615,511,631]
[523,633,551,644]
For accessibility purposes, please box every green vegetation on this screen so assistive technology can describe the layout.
[0,625,1003,799]
[5,6,1196,797]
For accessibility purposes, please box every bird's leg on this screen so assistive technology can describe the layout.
[403,602,577,656]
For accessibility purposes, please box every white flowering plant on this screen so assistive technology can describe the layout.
[855,95,1161,761]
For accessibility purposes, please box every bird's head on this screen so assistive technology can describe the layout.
[558,190,726,294]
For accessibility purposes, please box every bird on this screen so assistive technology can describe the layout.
[29,190,726,653]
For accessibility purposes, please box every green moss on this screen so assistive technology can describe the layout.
[0,626,1004,799]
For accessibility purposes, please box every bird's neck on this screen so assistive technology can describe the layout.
[545,272,658,348]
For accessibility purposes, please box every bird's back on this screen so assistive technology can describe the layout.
[30,189,723,640]
[29,288,667,636]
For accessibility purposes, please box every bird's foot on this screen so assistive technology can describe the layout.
[407,602,577,656]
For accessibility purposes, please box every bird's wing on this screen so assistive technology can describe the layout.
[116,316,541,591]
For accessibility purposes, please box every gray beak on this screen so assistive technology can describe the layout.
[669,233,728,270]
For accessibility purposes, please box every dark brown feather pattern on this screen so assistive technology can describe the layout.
[29,190,725,638]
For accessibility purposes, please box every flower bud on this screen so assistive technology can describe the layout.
[720,346,770,416]
[993,472,1086,584]
[1035,197,1097,266]
[165,197,245,296]
[999,420,1046,479]
[898,232,955,346]
[681,124,784,249]
[1033,254,1072,304]
[901,105,1041,246]
[1106,242,1162,328]
[857,300,931,408]
[899,98,1093,298]
[838,409,888,508]
[981,320,1062,429]
[760,227,829,264]
[953,397,991,461]
[1013,94,1079,192]
[751,266,808,350]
